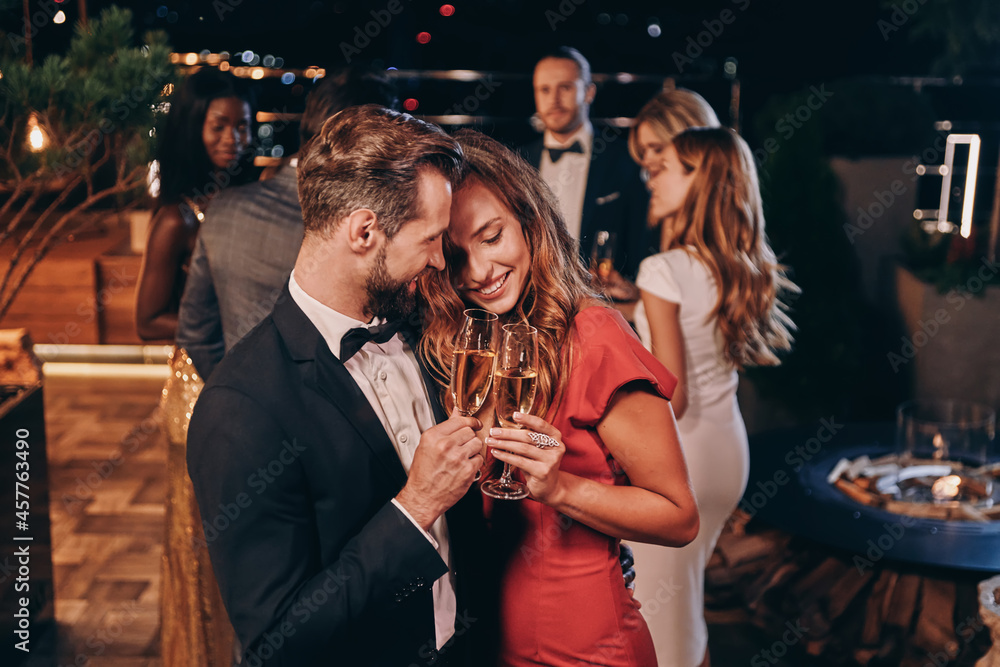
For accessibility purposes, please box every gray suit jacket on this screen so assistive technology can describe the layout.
[177,164,303,378]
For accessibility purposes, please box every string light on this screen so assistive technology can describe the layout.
[53,10,66,24]
[27,113,47,152]
[167,52,326,81]
[416,32,432,44]
[404,98,419,111]
[439,4,455,16]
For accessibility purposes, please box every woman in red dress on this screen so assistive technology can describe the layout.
[418,130,699,666]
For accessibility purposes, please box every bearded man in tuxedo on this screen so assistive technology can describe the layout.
[187,104,487,667]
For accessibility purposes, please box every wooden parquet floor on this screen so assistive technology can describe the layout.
[39,372,167,667]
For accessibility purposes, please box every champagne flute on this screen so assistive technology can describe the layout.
[450,309,499,417]
[591,230,616,280]
[481,323,538,500]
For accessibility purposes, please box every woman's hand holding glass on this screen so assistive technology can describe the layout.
[481,323,540,500]
[487,411,566,504]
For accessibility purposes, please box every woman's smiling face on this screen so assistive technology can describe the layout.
[447,178,532,316]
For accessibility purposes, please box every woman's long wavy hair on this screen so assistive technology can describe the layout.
[627,87,720,166]
[417,129,600,418]
[666,127,798,369]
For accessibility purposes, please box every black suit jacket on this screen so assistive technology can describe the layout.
[187,286,490,666]
[523,128,652,279]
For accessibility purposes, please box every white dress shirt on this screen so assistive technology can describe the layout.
[539,119,593,241]
[288,271,456,649]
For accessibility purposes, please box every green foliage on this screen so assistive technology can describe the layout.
[901,223,999,293]
[889,0,1000,75]
[746,86,865,420]
[0,5,177,193]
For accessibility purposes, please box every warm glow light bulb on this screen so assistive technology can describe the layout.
[27,114,47,152]
[53,10,66,24]
[29,126,45,151]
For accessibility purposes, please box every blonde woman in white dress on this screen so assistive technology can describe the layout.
[629,127,797,667]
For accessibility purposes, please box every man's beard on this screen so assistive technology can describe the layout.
[363,245,417,321]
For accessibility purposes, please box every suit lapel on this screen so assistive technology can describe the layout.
[400,326,448,424]
[273,285,408,488]
[523,139,544,170]
[580,135,609,249]
[312,346,410,487]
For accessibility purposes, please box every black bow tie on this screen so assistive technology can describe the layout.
[339,319,407,361]
[547,141,584,163]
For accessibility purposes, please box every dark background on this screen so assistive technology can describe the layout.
[13,0,941,123]
[6,0,998,425]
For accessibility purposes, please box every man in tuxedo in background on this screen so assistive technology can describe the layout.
[522,46,650,290]
[177,66,398,380]
[187,105,486,667]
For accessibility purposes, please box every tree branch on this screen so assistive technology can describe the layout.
[0,170,145,322]
[0,180,44,247]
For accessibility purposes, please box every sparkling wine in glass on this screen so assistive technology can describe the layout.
[450,309,498,417]
[481,323,538,500]
[591,230,616,279]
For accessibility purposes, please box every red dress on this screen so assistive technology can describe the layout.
[487,307,678,667]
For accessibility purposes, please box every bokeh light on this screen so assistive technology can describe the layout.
[404,98,419,111]
[416,32,432,45]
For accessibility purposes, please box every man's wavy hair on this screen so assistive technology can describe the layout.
[297,104,462,239]
[665,127,798,369]
[417,129,601,418]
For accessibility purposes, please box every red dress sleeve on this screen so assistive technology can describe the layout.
[561,306,679,428]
